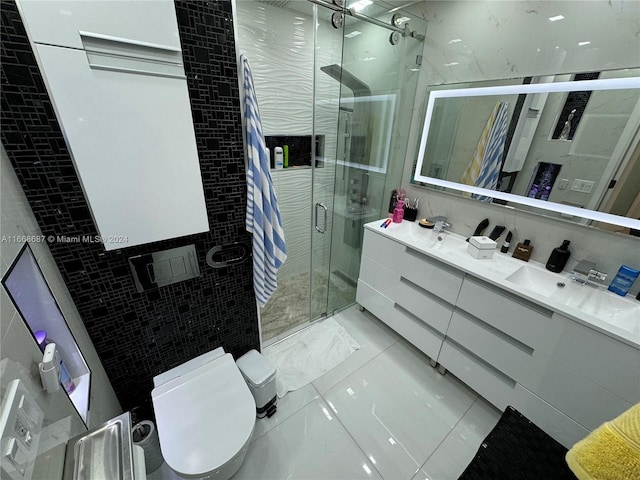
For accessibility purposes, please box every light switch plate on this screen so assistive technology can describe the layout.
[1,379,44,480]
[571,179,595,193]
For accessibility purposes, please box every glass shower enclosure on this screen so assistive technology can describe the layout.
[234,0,426,343]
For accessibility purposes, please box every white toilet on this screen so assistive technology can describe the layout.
[151,347,256,480]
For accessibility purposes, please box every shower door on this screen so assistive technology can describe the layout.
[234,0,426,341]
[235,0,348,338]
[310,2,428,319]
[309,5,344,321]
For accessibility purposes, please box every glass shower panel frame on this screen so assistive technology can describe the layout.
[325,8,428,314]
[234,0,318,343]
[234,0,427,339]
[309,4,344,321]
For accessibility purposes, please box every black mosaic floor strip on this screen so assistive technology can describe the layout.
[459,406,577,480]
[1,0,259,413]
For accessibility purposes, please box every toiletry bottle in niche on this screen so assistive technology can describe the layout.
[34,330,76,394]
[546,240,571,273]
[512,239,533,262]
[608,265,640,297]
[392,199,405,223]
[274,147,284,169]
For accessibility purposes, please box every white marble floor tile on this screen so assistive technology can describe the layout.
[413,397,500,480]
[312,307,401,395]
[233,398,383,480]
[251,383,320,443]
[323,341,478,480]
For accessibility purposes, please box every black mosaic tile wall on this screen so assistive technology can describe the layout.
[1,0,260,413]
[551,71,601,140]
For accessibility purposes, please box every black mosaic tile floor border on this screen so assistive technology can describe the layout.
[1,0,259,413]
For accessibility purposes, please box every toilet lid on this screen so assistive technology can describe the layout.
[152,353,256,476]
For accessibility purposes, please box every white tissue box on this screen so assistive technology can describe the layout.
[467,236,497,260]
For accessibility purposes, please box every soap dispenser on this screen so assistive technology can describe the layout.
[545,240,571,273]
[392,199,405,223]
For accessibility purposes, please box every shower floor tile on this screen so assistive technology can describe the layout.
[260,269,356,342]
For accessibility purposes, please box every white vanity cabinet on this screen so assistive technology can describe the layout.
[357,224,639,448]
[442,279,633,447]
[17,0,210,250]
[357,229,463,362]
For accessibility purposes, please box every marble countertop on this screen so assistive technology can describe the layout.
[365,220,640,350]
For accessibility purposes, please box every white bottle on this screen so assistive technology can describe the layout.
[274,147,284,169]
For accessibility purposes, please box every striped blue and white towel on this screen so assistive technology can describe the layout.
[473,101,509,202]
[241,54,287,306]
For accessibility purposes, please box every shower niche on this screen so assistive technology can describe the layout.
[525,162,562,201]
[2,244,91,425]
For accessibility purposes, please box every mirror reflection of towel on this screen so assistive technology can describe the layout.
[461,101,509,202]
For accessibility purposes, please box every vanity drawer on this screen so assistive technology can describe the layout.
[456,277,554,350]
[446,310,537,384]
[356,280,444,361]
[362,230,463,305]
[356,278,391,320]
[439,338,516,411]
[359,254,398,294]
[400,247,464,305]
[541,314,640,404]
[523,356,633,431]
[511,384,590,449]
[363,229,401,263]
[392,276,454,335]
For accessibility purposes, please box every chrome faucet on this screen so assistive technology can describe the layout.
[571,260,608,286]
[431,216,451,233]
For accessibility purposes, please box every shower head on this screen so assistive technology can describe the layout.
[256,0,291,8]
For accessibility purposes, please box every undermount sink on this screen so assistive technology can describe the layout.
[561,288,640,335]
[506,265,640,335]
[417,231,467,252]
[505,265,567,297]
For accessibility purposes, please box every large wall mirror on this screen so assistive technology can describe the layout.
[413,68,640,233]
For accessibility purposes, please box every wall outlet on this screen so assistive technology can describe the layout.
[571,179,595,193]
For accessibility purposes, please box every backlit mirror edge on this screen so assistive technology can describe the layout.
[413,76,640,232]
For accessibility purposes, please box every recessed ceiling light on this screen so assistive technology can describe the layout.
[345,31,362,38]
[448,38,462,44]
[410,68,420,72]
[548,15,565,22]
[578,41,591,46]
[351,0,372,12]
[362,56,377,62]
[444,62,459,67]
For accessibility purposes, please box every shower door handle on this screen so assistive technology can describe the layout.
[315,202,327,233]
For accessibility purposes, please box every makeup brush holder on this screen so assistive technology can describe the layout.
[403,207,418,222]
